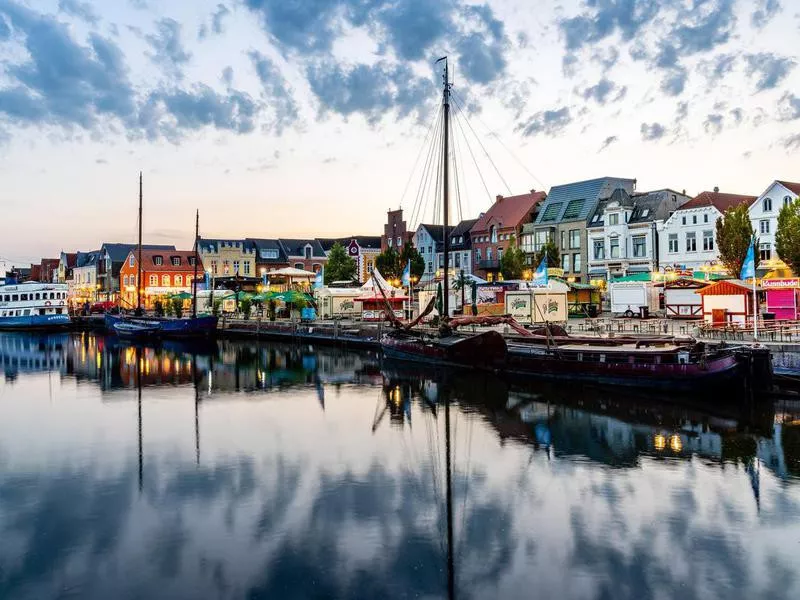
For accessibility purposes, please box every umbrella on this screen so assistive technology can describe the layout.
[170,291,193,300]
[275,290,308,304]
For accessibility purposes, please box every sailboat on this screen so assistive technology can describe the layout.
[105,174,218,339]
[380,57,507,369]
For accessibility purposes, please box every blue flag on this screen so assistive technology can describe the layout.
[740,238,755,280]
[401,260,411,286]
[314,267,324,289]
[532,257,548,287]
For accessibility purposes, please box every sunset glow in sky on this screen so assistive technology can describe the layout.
[1,0,799,263]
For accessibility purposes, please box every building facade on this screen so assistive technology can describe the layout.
[381,209,412,252]
[198,239,256,278]
[56,252,77,284]
[412,224,445,282]
[748,180,800,270]
[98,243,175,301]
[587,188,691,281]
[279,239,327,273]
[247,238,290,278]
[471,190,546,282]
[319,237,381,282]
[435,218,478,278]
[71,251,100,306]
[526,178,635,283]
[119,249,203,309]
[659,190,757,272]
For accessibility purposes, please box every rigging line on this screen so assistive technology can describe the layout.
[398,106,444,210]
[451,94,512,196]
[451,90,548,192]
[409,107,444,231]
[450,108,466,225]
[451,102,493,206]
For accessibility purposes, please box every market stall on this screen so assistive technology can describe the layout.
[763,278,800,320]
[608,274,659,317]
[660,277,709,319]
[504,281,569,324]
[696,279,758,325]
[314,287,362,319]
[354,295,408,321]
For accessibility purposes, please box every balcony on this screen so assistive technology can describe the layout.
[477,259,500,270]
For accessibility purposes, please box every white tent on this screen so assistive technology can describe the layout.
[360,268,403,295]
[266,267,317,278]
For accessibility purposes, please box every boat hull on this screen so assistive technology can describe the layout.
[381,330,508,370]
[0,314,71,331]
[105,314,218,339]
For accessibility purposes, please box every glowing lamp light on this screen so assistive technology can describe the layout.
[654,434,666,451]
[669,434,683,453]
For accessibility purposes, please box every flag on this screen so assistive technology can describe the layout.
[314,267,324,289]
[532,257,548,287]
[740,238,755,280]
[401,260,411,286]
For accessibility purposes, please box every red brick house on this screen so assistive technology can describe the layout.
[470,190,547,281]
[119,249,203,309]
[381,209,413,252]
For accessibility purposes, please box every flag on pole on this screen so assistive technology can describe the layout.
[740,238,755,280]
[314,267,324,289]
[401,260,411,287]
[532,257,548,287]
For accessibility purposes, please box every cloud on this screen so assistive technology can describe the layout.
[199,4,231,40]
[129,0,148,8]
[778,93,800,121]
[703,113,724,135]
[146,18,192,78]
[752,0,781,29]
[591,47,619,71]
[456,32,507,85]
[221,66,234,86]
[729,107,743,125]
[57,0,98,25]
[516,106,572,137]
[660,67,687,96]
[640,122,666,141]
[784,133,800,150]
[558,0,662,51]
[675,101,688,121]
[598,135,617,152]
[95,158,107,164]
[562,53,578,77]
[699,53,738,86]
[581,78,626,105]
[671,0,737,56]
[248,51,299,133]
[745,53,796,91]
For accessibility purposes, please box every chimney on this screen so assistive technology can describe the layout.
[496,194,503,202]
[682,189,686,195]
[713,186,719,193]
[530,188,536,194]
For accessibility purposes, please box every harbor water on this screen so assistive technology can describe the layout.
[1,332,799,599]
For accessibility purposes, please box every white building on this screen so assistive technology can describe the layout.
[587,188,690,280]
[748,180,800,269]
[413,224,444,282]
[434,218,478,279]
[659,190,756,272]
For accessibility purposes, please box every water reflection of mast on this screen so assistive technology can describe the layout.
[136,345,143,492]
[443,385,455,600]
[193,352,200,466]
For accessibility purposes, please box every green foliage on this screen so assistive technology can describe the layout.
[171,297,183,318]
[241,297,252,320]
[776,198,800,276]
[716,205,756,277]
[500,236,526,280]
[154,299,164,317]
[212,298,222,317]
[324,242,357,284]
[534,239,560,269]
[400,243,425,279]
[375,247,401,279]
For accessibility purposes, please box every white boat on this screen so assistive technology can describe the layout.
[0,281,71,330]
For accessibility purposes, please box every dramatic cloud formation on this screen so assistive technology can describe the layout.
[145,18,192,78]
[248,51,299,133]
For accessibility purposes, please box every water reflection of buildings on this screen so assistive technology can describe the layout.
[0,333,68,380]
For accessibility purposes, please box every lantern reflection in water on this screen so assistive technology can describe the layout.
[654,434,666,451]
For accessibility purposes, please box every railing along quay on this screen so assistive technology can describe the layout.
[218,317,384,348]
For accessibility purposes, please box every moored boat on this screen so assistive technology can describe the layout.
[0,281,71,330]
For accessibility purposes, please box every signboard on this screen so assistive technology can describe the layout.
[762,278,799,289]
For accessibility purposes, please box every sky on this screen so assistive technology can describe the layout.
[1,0,799,265]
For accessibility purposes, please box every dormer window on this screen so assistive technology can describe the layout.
[641,208,649,218]
[304,245,312,259]
[592,214,600,223]
[608,213,619,225]
[129,255,134,267]
[763,197,772,212]
[188,257,196,266]
[154,256,163,266]
[171,256,181,266]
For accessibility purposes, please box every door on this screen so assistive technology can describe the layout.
[711,308,727,325]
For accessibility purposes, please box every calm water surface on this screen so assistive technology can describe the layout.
[1,332,799,600]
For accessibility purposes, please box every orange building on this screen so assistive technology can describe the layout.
[119,249,203,309]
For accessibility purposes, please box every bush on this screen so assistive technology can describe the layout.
[241,297,252,320]
[154,299,165,317]
[212,298,222,317]
[268,299,276,321]
[172,297,183,318]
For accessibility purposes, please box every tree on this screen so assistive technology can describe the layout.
[375,247,401,279]
[776,198,800,275]
[400,243,426,280]
[324,242,357,284]
[716,204,756,278]
[500,235,526,280]
[534,239,560,269]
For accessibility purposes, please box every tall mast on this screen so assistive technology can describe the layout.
[192,210,199,319]
[137,172,143,312]
[438,57,451,321]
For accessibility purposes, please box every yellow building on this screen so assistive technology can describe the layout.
[197,239,256,278]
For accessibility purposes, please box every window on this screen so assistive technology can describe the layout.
[171,256,181,266]
[223,260,230,274]
[305,246,312,259]
[129,255,134,267]
[123,275,128,286]
[704,214,709,223]
[455,253,461,268]
[367,261,374,273]
[686,232,697,252]
[175,275,183,286]
[188,257,196,266]
[428,261,433,272]
[154,256,163,266]
[760,243,772,262]
[162,275,170,286]
[682,216,686,225]
[561,230,567,249]
[573,253,581,272]
[149,275,157,285]
[497,248,503,261]
[610,237,620,258]
[233,260,240,274]
[608,213,619,225]
[569,229,580,249]
[244,262,251,275]
[211,261,217,275]
[563,199,586,219]
[260,249,278,259]
[487,248,493,261]
[562,254,570,272]
[632,235,646,258]
[21,294,28,301]
[763,197,772,212]
[640,208,649,218]
[668,234,678,253]
[388,238,393,247]
[593,239,605,260]
[760,220,770,234]
[490,225,497,243]
[703,230,714,251]
[784,195,793,208]
[540,203,562,222]
[475,249,482,262]
[534,230,550,251]
[396,236,402,246]
[463,252,468,267]
[294,262,304,269]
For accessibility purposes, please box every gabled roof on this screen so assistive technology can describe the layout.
[75,250,100,268]
[473,190,546,232]
[40,258,60,269]
[101,243,176,262]
[535,178,635,225]
[129,249,203,272]
[677,191,756,213]
[417,224,446,243]
[197,238,252,253]
[627,190,688,225]
[279,238,326,258]
[777,181,800,195]
[60,252,78,268]
[449,218,479,250]
[317,236,382,252]
[696,279,760,294]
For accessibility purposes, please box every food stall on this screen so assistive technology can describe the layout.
[660,277,709,319]
[314,287,362,319]
[696,279,758,325]
[354,295,408,321]
[763,278,800,320]
[608,274,659,317]
[504,281,569,324]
